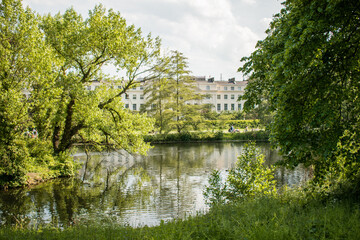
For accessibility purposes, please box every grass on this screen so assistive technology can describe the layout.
[1,193,359,239]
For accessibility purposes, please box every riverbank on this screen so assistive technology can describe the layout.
[144,130,270,143]
[1,193,359,239]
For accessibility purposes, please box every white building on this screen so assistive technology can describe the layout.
[121,76,247,113]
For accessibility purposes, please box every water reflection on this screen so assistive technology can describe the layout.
[0,142,309,227]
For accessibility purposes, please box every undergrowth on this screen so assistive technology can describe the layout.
[1,194,359,240]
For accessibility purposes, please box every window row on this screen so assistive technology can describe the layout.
[216,94,241,100]
[217,103,242,111]
[124,103,145,111]
[124,94,144,100]
[205,86,242,91]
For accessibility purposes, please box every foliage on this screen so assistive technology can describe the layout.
[204,142,276,206]
[144,130,269,143]
[239,0,360,186]
[166,51,206,133]
[1,195,359,239]
[40,5,157,155]
[0,0,60,187]
[203,119,260,130]
[0,1,158,187]
[142,56,174,133]
[240,100,274,127]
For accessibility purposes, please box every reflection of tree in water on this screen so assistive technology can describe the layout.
[0,188,33,226]
[144,143,213,221]
[0,142,310,227]
[0,151,153,227]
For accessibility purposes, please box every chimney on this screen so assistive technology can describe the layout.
[228,77,235,83]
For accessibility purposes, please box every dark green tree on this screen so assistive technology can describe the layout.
[239,0,360,185]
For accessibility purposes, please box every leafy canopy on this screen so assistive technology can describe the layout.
[239,0,360,185]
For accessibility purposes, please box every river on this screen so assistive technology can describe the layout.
[0,142,309,228]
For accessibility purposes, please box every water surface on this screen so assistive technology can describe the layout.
[0,142,309,227]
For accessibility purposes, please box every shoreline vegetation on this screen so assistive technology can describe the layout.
[144,129,270,143]
[1,190,359,239]
[2,128,267,190]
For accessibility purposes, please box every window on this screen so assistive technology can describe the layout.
[118,86,122,89]
[238,87,242,91]
[231,94,235,100]
[140,86,144,90]
[231,86,234,90]
[224,104,228,111]
[231,104,235,111]
[133,104,137,111]
[206,95,211,100]
[217,95,221,99]
[224,95,228,100]
[125,104,129,109]
[238,104,242,110]
[206,85,210,90]
[224,86,228,90]
[133,94,137,100]
[125,94,129,99]
[132,86,136,90]
[217,104,221,111]
[140,104,145,111]
[140,95,144,99]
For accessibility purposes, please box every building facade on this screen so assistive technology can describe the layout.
[120,76,247,113]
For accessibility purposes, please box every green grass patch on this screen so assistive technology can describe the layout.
[1,194,359,240]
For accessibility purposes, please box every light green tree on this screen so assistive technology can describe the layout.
[0,0,59,186]
[142,56,173,133]
[167,51,205,133]
[239,0,360,186]
[0,1,160,187]
[40,5,158,156]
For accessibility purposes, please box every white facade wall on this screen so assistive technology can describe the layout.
[193,79,247,112]
[120,77,247,112]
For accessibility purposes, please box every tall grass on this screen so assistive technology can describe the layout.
[1,194,359,240]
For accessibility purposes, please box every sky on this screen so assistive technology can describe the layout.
[22,0,283,81]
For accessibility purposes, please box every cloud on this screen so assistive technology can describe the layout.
[260,17,273,27]
[22,0,281,80]
[241,0,256,5]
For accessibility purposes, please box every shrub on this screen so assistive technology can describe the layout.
[204,142,277,206]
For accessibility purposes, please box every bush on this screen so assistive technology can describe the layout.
[204,142,277,206]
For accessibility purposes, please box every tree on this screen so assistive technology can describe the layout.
[0,2,160,187]
[142,56,173,134]
[143,51,206,133]
[167,51,205,133]
[39,5,158,156]
[0,0,59,186]
[239,0,360,185]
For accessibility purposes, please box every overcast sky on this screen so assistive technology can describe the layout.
[22,0,283,81]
